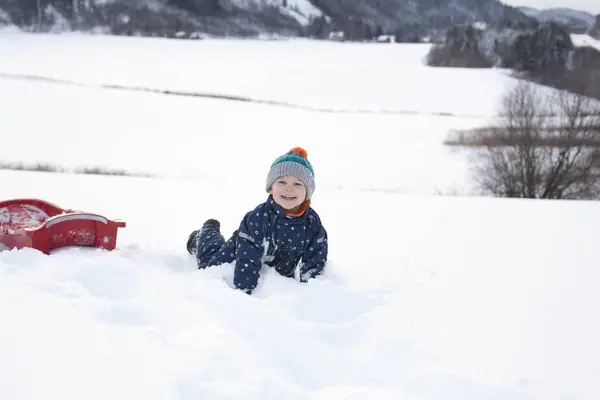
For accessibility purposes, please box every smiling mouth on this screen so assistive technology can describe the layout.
[281,195,297,200]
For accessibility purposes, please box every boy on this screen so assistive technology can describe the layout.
[186,147,328,294]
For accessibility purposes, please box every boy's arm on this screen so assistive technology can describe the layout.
[299,224,328,282]
[233,210,265,294]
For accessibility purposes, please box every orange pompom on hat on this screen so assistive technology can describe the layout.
[266,147,315,199]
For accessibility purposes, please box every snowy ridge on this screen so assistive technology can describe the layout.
[519,6,596,27]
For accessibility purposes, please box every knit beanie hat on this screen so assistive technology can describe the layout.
[266,147,315,200]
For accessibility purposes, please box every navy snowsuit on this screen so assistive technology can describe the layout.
[195,195,328,293]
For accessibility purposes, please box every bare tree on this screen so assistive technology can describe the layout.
[473,81,600,199]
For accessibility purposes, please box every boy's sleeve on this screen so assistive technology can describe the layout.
[299,223,328,282]
[233,209,265,294]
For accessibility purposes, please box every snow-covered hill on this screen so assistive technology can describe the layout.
[1,32,599,400]
[0,32,518,118]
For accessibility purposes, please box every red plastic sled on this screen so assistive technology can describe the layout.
[0,199,126,254]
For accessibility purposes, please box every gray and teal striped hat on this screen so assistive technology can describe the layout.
[266,147,315,200]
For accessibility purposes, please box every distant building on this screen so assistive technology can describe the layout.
[328,31,344,41]
[376,35,395,43]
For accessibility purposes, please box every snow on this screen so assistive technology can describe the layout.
[229,0,323,25]
[0,32,521,117]
[0,76,476,195]
[571,33,600,50]
[0,204,50,229]
[1,32,599,400]
[0,24,19,34]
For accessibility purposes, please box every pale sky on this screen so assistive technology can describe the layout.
[503,0,600,14]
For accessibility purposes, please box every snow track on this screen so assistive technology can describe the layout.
[0,72,480,117]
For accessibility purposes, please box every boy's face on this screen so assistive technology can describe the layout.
[269,175,307,211]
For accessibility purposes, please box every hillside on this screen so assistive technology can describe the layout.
[0,0,532,39]
[590,14,600,38]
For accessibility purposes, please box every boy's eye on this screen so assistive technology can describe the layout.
[294,182,304,187]
[277,180,286,185]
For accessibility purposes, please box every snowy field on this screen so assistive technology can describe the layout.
[1,32,599,400]
[0,31,518,116]
[572,33,600,51]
